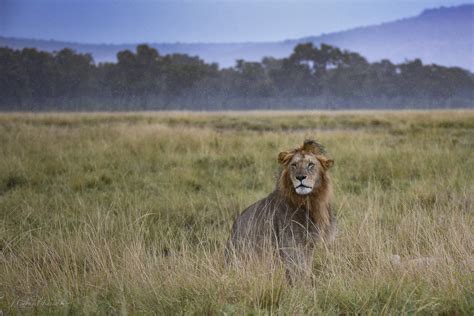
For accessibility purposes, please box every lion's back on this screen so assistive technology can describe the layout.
[226,192,284,255]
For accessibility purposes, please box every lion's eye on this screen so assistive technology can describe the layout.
[308,162,315,169]
[291,163,297,169]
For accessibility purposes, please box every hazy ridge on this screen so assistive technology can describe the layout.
[1,4,472,70]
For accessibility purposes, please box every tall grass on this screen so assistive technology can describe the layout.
[0,110,473,314]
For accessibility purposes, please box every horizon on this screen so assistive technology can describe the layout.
[1,0,472,45]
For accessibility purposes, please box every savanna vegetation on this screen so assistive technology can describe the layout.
[1,43,473,110]
[0,110,473,314]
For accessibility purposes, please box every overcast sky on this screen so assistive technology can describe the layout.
[1,0,471,43]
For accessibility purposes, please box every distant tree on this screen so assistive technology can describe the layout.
[0,48,27,105]
[0,43,472,110]
[361,59,398,98]
[20,48,56,99]
[54,48,94,97]
[162,54,218,98]
[233,60,273,97]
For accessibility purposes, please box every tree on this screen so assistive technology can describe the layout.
[0,43,472,110]
[54,48,94,97]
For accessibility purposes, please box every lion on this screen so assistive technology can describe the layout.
[226,139,336,280]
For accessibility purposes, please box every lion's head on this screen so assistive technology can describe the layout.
[278,140,334,196]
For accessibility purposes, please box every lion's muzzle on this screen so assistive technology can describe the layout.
[294,182,313,195]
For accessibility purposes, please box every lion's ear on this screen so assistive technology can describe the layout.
[317,155,334,170]
[278,151,293,165]
[325,159,334,169]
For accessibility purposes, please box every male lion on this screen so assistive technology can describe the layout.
[226,139,336,280]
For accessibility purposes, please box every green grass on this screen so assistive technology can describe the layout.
[1,110,473,314]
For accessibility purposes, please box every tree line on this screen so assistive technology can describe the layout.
[0,43,472,110]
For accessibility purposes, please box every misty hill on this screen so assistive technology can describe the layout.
[1,4,473,70]
[293,4,474,71]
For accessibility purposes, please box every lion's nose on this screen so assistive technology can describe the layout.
[296,175,307,181]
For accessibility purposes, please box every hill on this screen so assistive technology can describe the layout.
[0,4,472,70]
[294,4,474,71]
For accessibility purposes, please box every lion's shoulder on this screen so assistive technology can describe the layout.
[233,191,285,224]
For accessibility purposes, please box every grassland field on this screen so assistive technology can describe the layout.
[0,110,473,314]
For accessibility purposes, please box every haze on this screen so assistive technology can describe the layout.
[1,0,471,44]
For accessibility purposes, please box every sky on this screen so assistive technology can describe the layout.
[0,0,472,44]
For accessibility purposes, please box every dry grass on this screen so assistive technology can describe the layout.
[0,110,473,314]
